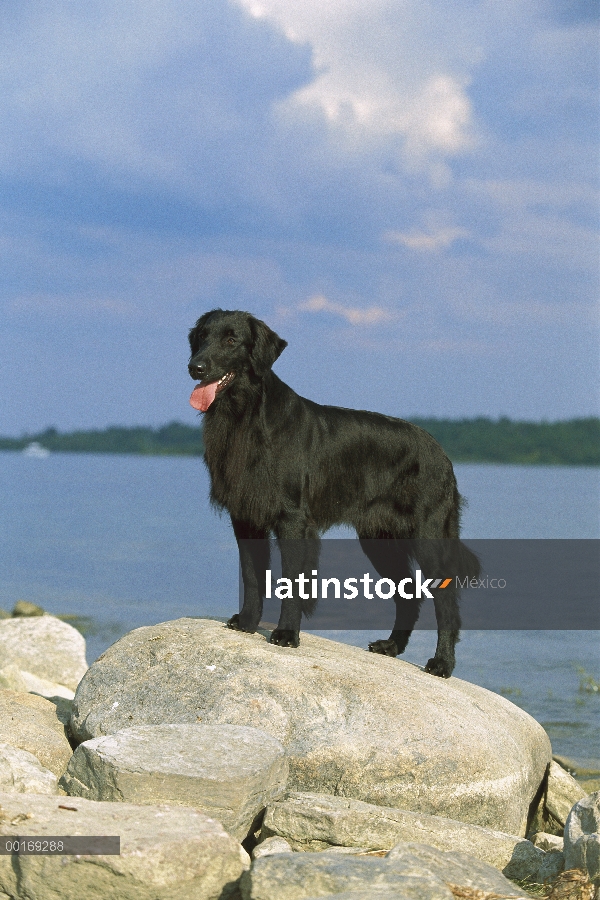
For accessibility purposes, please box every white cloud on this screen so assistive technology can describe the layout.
[385,226,470,252]
[235,0,478,166]
[299,295,391,325]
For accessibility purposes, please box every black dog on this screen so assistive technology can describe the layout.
[188,309,479,677]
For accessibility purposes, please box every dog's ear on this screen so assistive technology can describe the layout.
[249,316,287,376]
[188,310,221,354]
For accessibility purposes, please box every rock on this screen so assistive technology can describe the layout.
[60,723,288,840]
[535,849,565,884]
[547,760,587,826]
[12,600,45,616]
[19,671,76,700]
[0,742,59,794]
[0,664,29,692]
[0,690,73,778]
[260,791,546,881]
[252,837,293,859]
[553,756,600,796]
[0,616,87,691]
[0,790,249,900]
[564,791,600,886]
[242,853,453,900]
[48,696,74,731]
[321,847,376,855]
[306,885,426,900]
[532,832,564,851]
[70,618,550,836]
[386,843,534,895]
[0,663,74,700]
[240,842,531,900]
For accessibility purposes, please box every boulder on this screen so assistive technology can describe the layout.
[60,724,288,840]
[18,670,76,701]
[0,791,249,900]
[564,791,600,886]
[240,842,531,900]
[0,662,75,700]
[387,843,534,896]
[12,600,45,616]
[0,743,59,794]
[552,755,600,795]
[253,837,294,859]
[0,664,29,692]
[0,691,72,778]
[532,832,564,852]
[70,618,550,836]
[304,892,426,900]
[0,616,87,692]
[259,791,547,881]
[546,760,587,826]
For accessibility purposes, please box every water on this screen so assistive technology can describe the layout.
[0,452,598,765]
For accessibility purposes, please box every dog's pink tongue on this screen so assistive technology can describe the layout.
[190,382,218,412]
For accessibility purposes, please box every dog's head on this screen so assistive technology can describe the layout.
[188,309,287,411]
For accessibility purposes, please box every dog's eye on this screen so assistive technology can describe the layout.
[225,337,236,345]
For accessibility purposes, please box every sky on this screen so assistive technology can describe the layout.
[0,0,598,436]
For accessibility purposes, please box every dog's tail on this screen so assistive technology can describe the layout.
[412,537,480,582]
[454,539,481,580]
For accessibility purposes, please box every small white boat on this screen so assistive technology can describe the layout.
[22,442,50,458]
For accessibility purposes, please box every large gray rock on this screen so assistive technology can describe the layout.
[70,618,550,835]
[0,742,59,794]
[546,759,587,826]
[0,791,249,900]
[0,616,87,692]
[0,690,72,777]
[60,724,288,839]
[564,791,600,886]
[386,843,534,895]
[260,791,546,881]
[241,842,531,900]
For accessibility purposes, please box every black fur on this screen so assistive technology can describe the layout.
[188,309,480,677]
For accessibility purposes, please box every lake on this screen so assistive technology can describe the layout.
[0,452,598,766]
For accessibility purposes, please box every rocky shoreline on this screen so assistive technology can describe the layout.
[0,605,597,899]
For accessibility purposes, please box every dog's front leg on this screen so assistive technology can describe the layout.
[228,519,270,633]
[271,521,320,648]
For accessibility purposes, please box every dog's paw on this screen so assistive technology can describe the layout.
[226,614,256,633]
[368,639,398,657]
[269,629,299,648]
[424,656,454,678]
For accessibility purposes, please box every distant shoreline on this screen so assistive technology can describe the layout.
[1,417,598,466]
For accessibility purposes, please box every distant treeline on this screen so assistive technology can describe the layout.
[409,417,599,466]
[0,422,203,456]
[0,417,598,465]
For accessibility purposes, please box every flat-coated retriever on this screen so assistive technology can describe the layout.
[188,309,480,677]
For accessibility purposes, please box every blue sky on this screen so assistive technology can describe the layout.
[0,0,597,435]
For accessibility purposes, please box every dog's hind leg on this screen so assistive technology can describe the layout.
[423,587,461,678]
[359,538,421,659]
[229,518,270,633]
[413,539,462,678]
